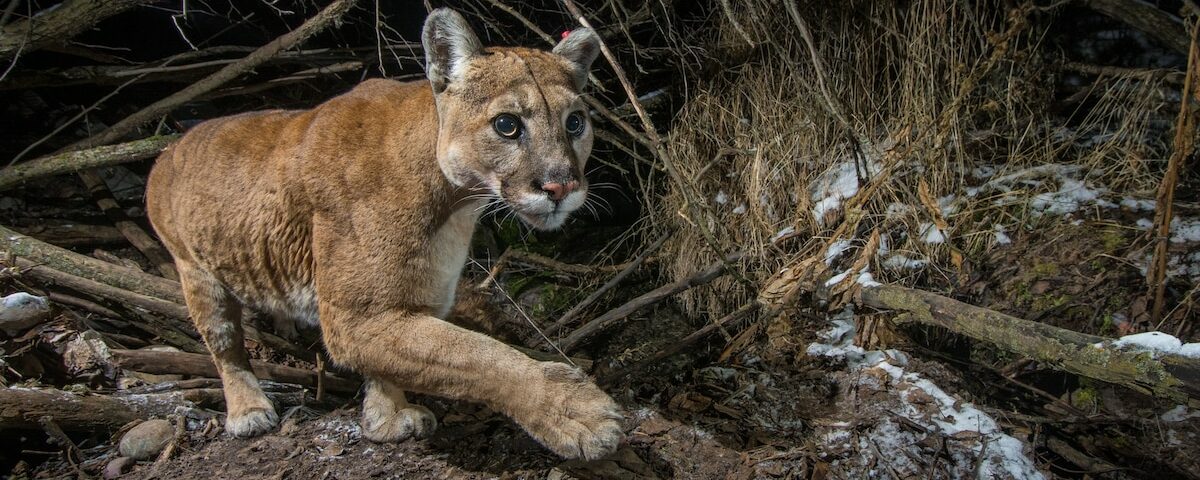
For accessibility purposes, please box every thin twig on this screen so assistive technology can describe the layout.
[543,232,670,338]
[1147,22,1198,323]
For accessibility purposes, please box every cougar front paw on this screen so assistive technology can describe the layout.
[362,403,437,443]
[226,406,279,438]
[522,362,624,460]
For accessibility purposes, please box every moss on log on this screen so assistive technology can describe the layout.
[861,285,1200,406]
[0,135,178,192]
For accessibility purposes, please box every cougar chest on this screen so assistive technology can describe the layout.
[427,201,482,318]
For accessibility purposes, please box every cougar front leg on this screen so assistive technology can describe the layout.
[321,308,622,460]
[178,261,278,437]
[360,377,437,442]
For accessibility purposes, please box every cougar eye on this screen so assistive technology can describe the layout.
[565,111,586,137]
[493,114,522,139]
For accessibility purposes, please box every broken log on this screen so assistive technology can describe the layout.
[110,349,361,394]
[0,136,178,192]
[860,284,1200,406]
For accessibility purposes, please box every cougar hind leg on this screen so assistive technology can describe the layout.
[177,260,278,437]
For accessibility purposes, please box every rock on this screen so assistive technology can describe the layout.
[103,456,134,479]
[0,292,50,336]
[118,419,174,460]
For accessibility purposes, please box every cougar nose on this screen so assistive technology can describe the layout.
[541,180,579,202]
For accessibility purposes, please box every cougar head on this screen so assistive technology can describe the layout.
[422,8,601,230]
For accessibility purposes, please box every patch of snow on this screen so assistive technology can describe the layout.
[1029,178,1105,216]
[938,195,959,216]
[918,222,945,244]
[1170,217,1200,243]
[824,239,854,265]
[771,226,795,242]
[1136,218,1154,230]
[885,202,911,219]
[807,306,1043,479]
[1161,405,1200,423]
[812,197,842,226]
[1120,198,1155,211]
[824,271,850,287]
[972,165,996,179]
[856,272,881,287]
[994,224,1012,245]
[870,360,1045,479]
[1104,331,1200,358]
[732,203,747,215]
[810,160,877,226]
[882,254,928,270]
[714,191,729,205]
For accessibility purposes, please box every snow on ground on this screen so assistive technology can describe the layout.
[807,306,1045,479]
[824,239,853,265]
[918,222,946,244]
[1099,331,1200,358]
[993,223,1012,245]
[810,156,881,226]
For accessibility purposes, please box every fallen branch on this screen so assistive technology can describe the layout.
[110,348,362,394]
[860,284,1200,406]
[1147,22,1197,322]
[0,225,183,303]
[0,135,177,192]
[68,0,360,151]
[559,250,745,352]
[602,300,762,383]
[0,0,159,61]
[543,232,670,338]
[14,258,204,352]
[78,170,179,280]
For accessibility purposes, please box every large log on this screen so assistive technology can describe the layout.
[860,284,1200,406]
[0,388,178,430]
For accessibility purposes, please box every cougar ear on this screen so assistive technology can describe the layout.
[553,28,601,90]
[422,8,483,94]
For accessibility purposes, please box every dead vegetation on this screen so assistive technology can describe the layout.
[0,0,1198,479]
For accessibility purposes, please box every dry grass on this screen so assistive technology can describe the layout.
[656,1,1178,317]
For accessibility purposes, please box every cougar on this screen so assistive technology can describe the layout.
[145,8,622,460]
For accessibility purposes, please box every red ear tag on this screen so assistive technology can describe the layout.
[561,30,571,40]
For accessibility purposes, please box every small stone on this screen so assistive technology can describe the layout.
[118,419,174,460]
[103,456,134,479]
[0,292,50,336]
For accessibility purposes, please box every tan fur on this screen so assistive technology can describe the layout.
[145,10,620,459]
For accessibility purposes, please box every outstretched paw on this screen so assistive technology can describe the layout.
[523,363,624,460]
[362,404,438,443]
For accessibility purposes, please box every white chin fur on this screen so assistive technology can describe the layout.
[512,189,586,231]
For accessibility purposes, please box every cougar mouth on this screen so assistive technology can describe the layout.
[509,188,586,230]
